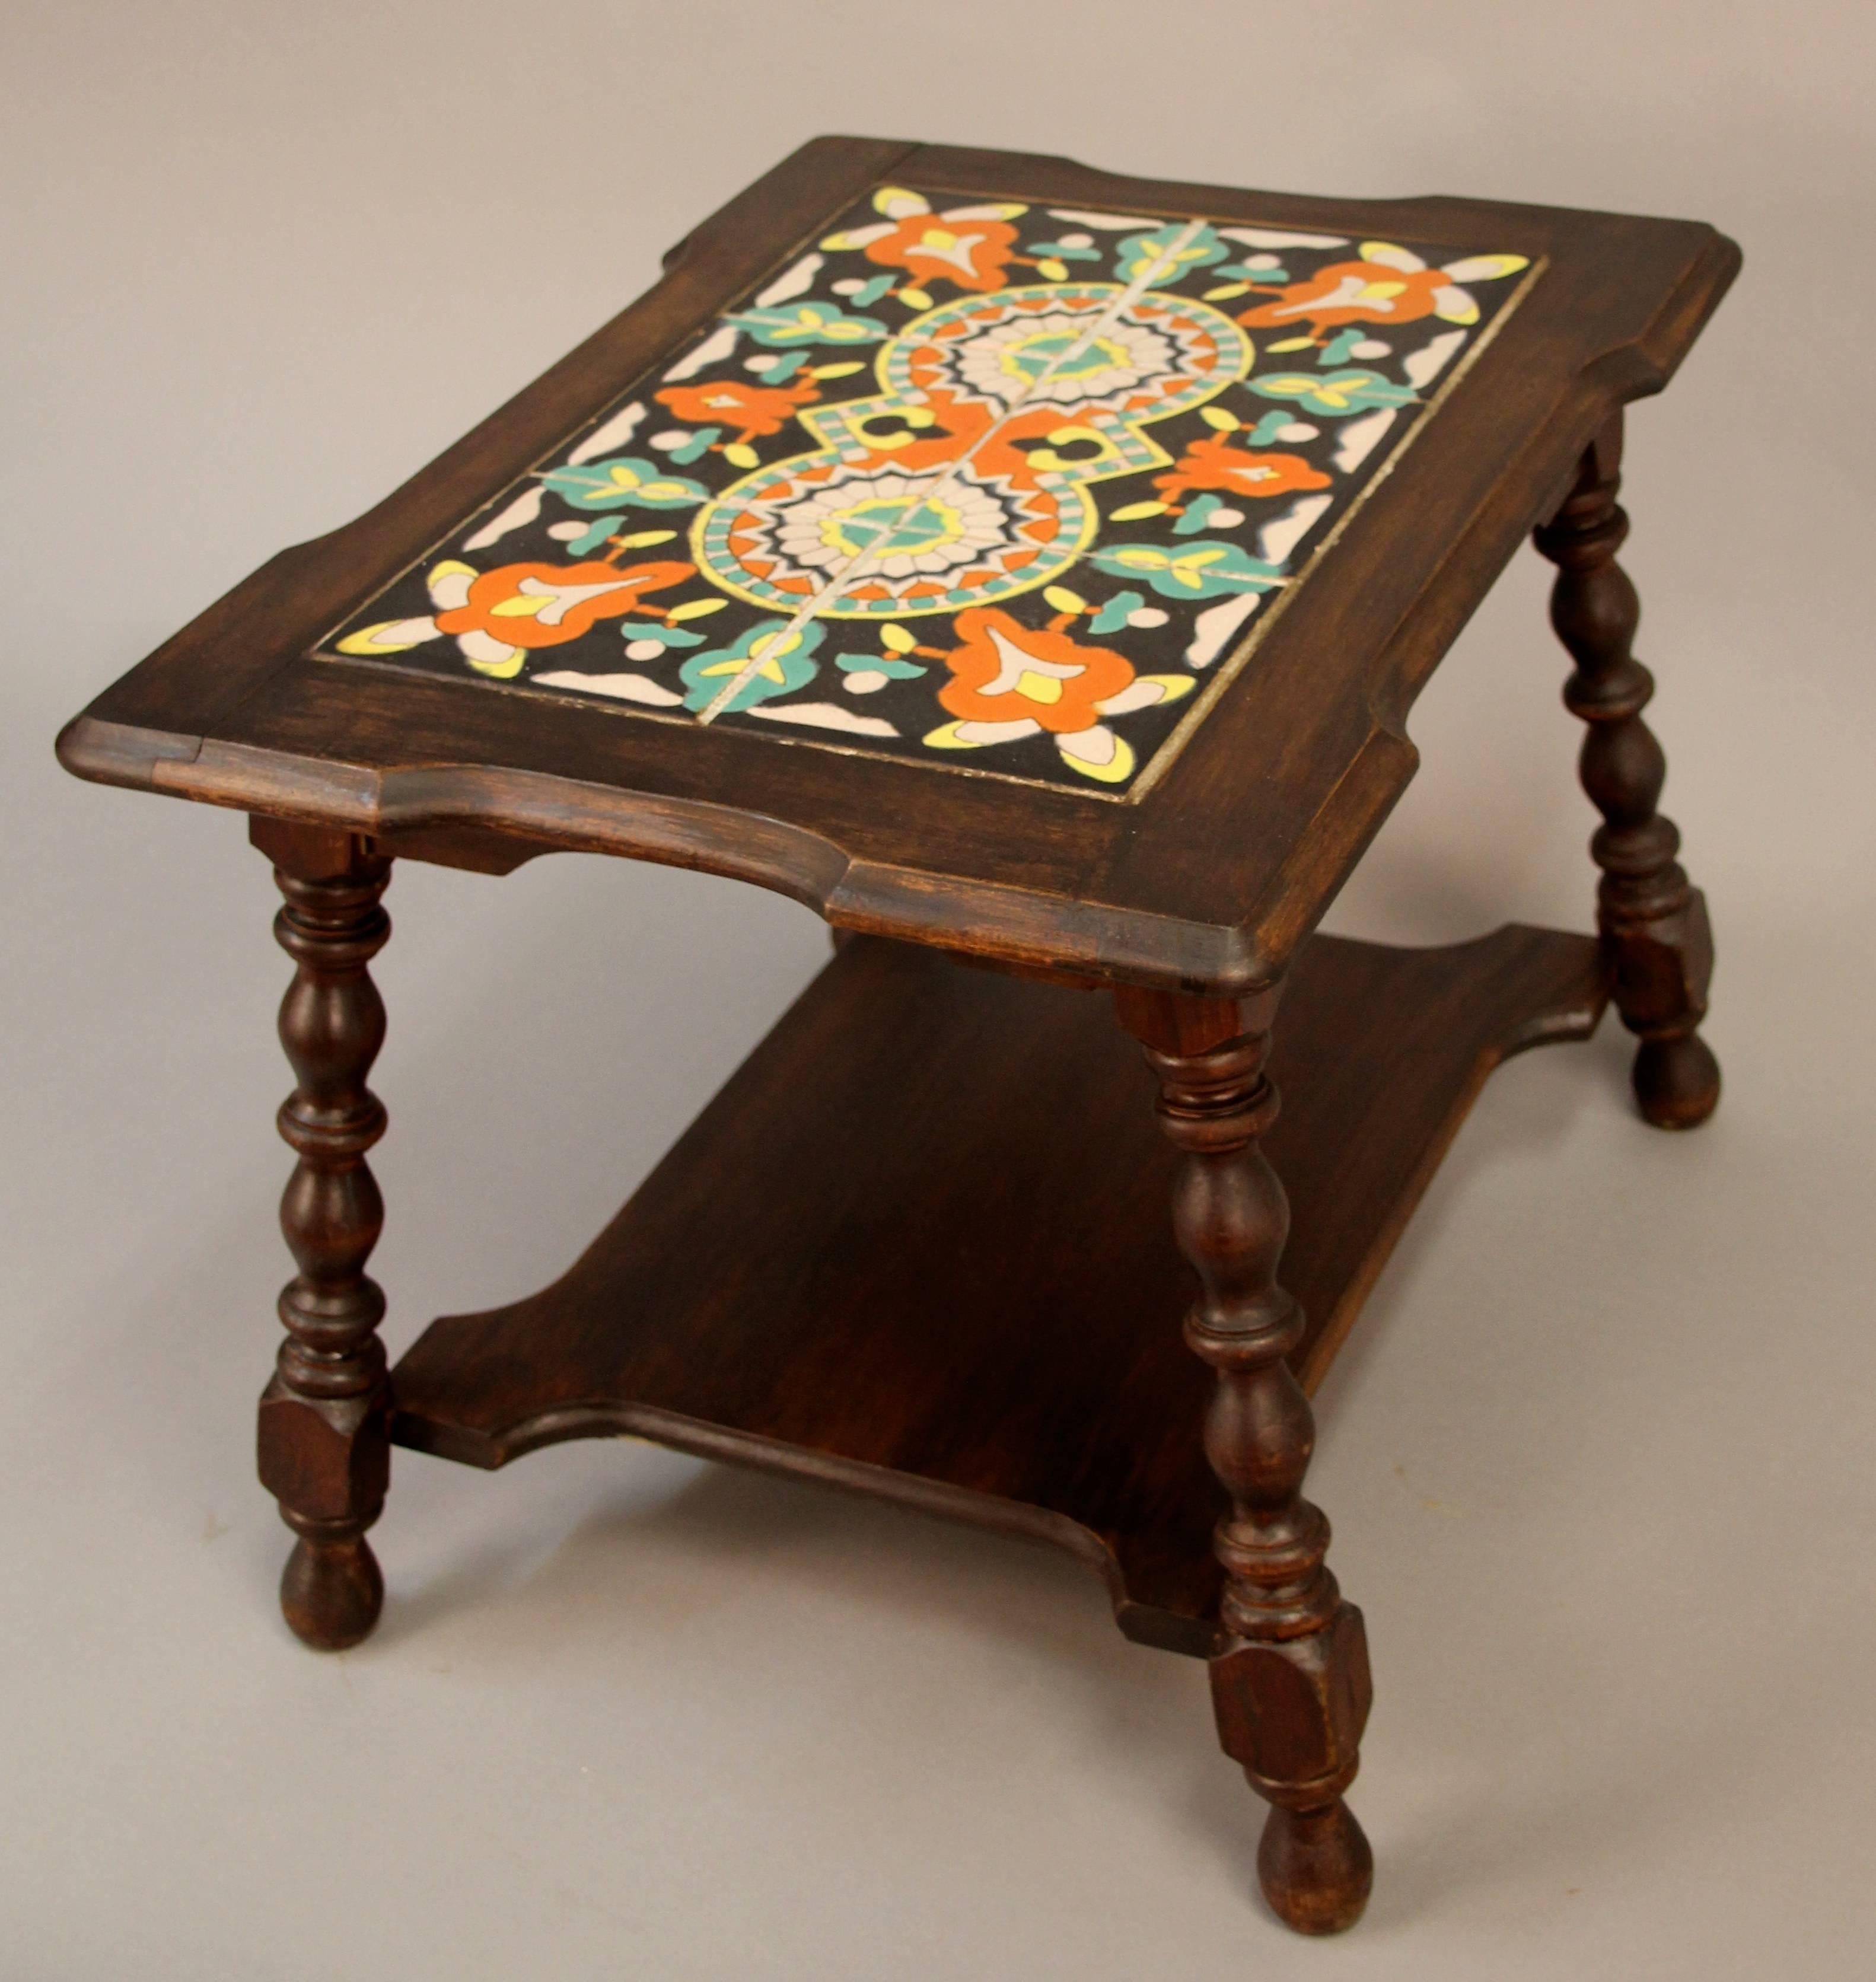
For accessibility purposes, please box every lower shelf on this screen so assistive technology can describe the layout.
[391,926,1608,1656]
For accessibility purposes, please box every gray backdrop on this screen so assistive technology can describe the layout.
[6,2,1872,1975]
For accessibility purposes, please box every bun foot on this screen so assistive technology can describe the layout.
[1257,1796,1374,1936]
[1633,1031,1720,1130]
[279,1528,383,1650]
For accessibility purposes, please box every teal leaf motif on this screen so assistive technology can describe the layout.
[836,652,926,680]
[665,426,719,464]
[1318,329,1370,367]
[1115,222,1228,286]
[1173,494,1227,537]
[1024,240,1103,263]
[621,620,706,651]
[563,515,624,556]
[849,273,897,307]
[540,457,709,511]
[1087,540,1286,600]
[725,302,890,349]
[1248,369,1417,418]
[1089,589,1146,635]
[1244,409,1298,446]
[680,619,824,713]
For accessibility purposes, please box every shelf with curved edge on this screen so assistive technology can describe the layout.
[389,924,1610,1656]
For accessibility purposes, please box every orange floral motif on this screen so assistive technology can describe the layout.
[924,604,1197,784]
[1154,434,1332,505]
[1236,241,1531,345]
[433,559,694,652]
[859,214,1019,292]
[655,378,820,445]
[822,187,1030,295]
[1240,260,1448,337]
[936,607,1135,734]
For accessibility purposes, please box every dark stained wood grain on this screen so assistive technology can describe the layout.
[55,139,1740,997]
[251,818,396,1649]
[1117,979,1372,1935]
[390,926,1609,1657]
[1534,412,1720,1127]
[49,140,1737,1931]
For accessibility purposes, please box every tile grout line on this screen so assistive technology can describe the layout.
[693,219,1209,726]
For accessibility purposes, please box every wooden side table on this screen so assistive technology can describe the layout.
[56,138,1737,1934]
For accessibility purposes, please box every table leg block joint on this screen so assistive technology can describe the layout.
[390,926,1609,1658]
[1215,1610,1375,1934]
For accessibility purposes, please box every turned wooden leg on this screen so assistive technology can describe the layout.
[1534,410,1720,1129]
[1116,983,1373,1935]
[250,817,394,1650]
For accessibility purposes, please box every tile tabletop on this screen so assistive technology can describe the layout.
[324,185,1534,799]
[62,138,1735,984]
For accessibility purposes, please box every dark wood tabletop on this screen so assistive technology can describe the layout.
[58,136,1737,993]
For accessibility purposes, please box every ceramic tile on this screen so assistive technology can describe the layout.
[320,188,1537,798]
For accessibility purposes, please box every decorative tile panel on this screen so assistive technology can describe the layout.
[320,187,1538,798]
